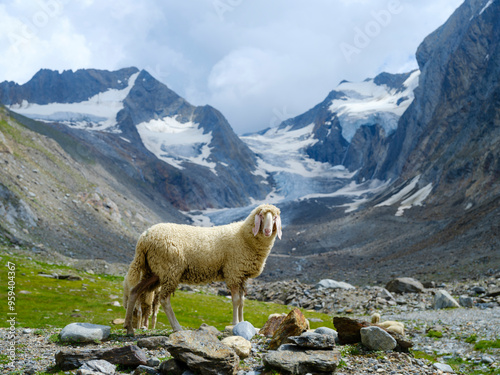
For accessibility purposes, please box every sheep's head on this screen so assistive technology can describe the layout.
[252,204,282,240]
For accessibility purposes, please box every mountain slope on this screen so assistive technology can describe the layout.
[0,105,186,263]
[259,0,500,284]
[1,68,271,210]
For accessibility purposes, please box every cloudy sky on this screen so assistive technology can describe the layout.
[0,0,463,134]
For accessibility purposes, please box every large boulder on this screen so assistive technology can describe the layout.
[385,277,425,293]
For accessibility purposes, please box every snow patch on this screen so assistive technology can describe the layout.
[375,175,433,216]
[8,72,140,133]
[395,183,433,216]
[480,0,494,14]
[136,116,217,173]
[329,70,420,141]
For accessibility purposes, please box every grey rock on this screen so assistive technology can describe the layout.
[314,327,338,340]
[481,355,495,364]
[378,288,395,301]
[433,289,460,309]
[232,321,257,341]
[197,323,221,337]
[136,336,169,350]
[59,323,111,343]
[287,332,335,349]
[165,330,239,375]
[315,279,355,290]
[55,345,148,371]
[385,278,425,294]
[360,326,397,351]
[263,345,341,375]
[147,357,161,367]
[471,286,487,294]
[459,295,474,308]
[79,359,115,374]
[132,365,159,375]
[158,358,187,375]
[433,362,455,373]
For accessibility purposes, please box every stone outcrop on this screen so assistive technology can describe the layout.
[268,308,309,350]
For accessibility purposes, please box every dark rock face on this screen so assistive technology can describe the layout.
[0,67,139,106]
[377,0,500,211]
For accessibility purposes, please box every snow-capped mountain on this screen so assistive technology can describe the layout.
[0,68,271,210]
[238,70,419,216]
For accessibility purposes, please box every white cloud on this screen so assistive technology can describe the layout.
[0,0,464,133]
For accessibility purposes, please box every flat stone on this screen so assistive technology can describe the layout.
[315,279,355,290]
[264,346,341,375]
[165,330,239,375]
[287,332,336,349]
[314,327,338,341]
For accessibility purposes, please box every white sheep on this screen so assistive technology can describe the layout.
[371,312,405,335]
[123,203,282,335]
[123,269,160,330]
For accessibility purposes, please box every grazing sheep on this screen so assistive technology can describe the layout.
[371,313,405,335]
[123,269,160,330]
[124,204,282,335]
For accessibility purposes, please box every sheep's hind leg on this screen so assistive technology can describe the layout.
[160,293,182,332]
[124,275,160,336]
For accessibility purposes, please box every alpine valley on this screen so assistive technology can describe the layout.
[0,0,498,285]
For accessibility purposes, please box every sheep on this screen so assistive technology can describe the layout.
[371,312,405,335]
[123,203,282,336]
[123,269,161,330]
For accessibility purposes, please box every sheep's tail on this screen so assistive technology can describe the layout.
[128,230,156,289]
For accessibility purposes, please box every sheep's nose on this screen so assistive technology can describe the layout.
[264,228,271,236]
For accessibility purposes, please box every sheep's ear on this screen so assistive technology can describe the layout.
[275,215,282,240]
[252,214,261,236]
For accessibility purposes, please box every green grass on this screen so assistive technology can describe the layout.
[426,329,443,339]
[475,339,500,352]
[0,249,334,332]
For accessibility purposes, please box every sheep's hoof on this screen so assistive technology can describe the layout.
[125,327,135,337]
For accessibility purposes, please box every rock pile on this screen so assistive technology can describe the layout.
[2,274,500,374]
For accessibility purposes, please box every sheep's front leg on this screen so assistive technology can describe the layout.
[238,288,244,323]
[230,286,242,325]
[160,294,182,332]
